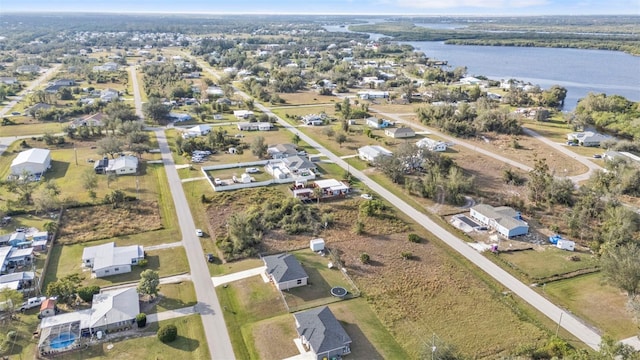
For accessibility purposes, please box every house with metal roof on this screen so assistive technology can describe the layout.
[293,306,352,360]
[106,156,138,175]
[267,143,298,159]
[10,148,51,176]
[358,145,392,163]
[470,204,529,238]
[263,253,308,290]
[82,242,144,278]
[385,126,415,139]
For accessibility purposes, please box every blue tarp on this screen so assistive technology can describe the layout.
[549,234,562,244]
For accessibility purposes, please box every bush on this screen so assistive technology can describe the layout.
[408,233,421,243]
[136,313,147,328]
[401,251,413,260]
[359,253,370,264]
[6,331,18,341]
[77,285,100,303]
[138,259,148,267]
[157,324,178,343]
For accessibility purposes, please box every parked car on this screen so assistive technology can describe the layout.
[246,167,259,174]
[11,112,20,116]
[196,229,203,237]
[214,178,222,185]
[206,253,215,263]
[20,296,47,312]
[360,194,373,200]
[593,154,602,158]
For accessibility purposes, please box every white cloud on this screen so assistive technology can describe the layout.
[392,0,549,9]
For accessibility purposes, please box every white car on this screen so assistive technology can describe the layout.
[196,229,203,237]
[246,167,259,174]
[20,296,47,311]
[214,178,222,185]
[360,194,373,200]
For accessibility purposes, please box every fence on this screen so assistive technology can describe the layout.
[37,208,64,295]
[200,161,305,192]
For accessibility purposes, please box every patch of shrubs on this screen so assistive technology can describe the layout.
[408,233,422,243]
[157,324,178,343]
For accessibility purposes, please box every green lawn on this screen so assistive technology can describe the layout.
[497,248,599,281]
[79,315,209,359]
[44,243,189,288]
[0,312,42,359]
[154,281,197,313]
[544,273,637,340]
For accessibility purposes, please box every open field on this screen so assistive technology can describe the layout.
[276,90,338,106]
[271,105,336,119]
[153,281,198,313]
[544,273,637,339]
[496,247,599,282]
[248,313,299,359]
[0,120,69,136]
[80,315,209,359]
[0,312,42,359]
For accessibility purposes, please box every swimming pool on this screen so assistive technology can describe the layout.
[50,332,76,349]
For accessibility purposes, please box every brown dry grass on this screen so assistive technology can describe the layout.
[58,201,162,243]
[276,90,338,105]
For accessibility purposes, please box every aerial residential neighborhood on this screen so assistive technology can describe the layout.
[0,6,639,360]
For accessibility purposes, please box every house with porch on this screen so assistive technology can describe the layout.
[105,156,138,176]
[267,143,298,159]
[82,242,144,278]
[470,204,529,238]
[358,145,392,163]
[567,131,612,147]
[263,253,308,290]
[416,137,447,152]
[293,306,352,360]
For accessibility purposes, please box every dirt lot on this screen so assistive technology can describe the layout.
[58,201,163,243]
[205,188,548,357]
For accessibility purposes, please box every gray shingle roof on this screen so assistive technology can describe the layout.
[263,253,308,283]
[294,306,352,354]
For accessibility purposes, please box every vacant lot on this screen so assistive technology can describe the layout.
[58,202,163,243]
[497,247,599,282]
[544,273,637,339]
[276,90,338,106]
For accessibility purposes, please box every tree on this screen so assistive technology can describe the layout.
[340,97,351,120]
[335,132,347,148]
[43,221,58,234]
[157,324,178,343]
[137,269,160,299]
[250,136,267,158]
[142,97,169,122]
[104,189,126,209]
[96,136,123,158]
[0,288,23,318]
[77,285,100,303]
[1,170,38,205]
[322,127,335,139]
[292,133,301,145]
[58,88,73,100]
[527,157,552,205]
[601,242,640,299]
[33,180,61,213]
[82,168,99,201]
[359,253,370,264]
[46,274,81,305]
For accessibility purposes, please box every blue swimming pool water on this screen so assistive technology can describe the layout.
[50,332,76,349]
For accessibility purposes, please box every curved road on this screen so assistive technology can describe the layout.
[252,101,603,351]
[129,65,235,359]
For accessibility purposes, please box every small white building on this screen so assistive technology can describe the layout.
[10,148,51,176]
[233,110,254,119]
[106,156,138,175]
[181,124,211,139]
[358,145,392,163]
[385,127,415,139]
[82,242,145,278]
[310,238,325,252]
[358,91,389,100]
[557,240,575,251]
[237,122,272,131]
[416,138,447,152]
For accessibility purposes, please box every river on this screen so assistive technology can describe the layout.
[324,22,640,110]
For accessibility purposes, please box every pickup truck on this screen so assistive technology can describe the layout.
[20,296,47,312]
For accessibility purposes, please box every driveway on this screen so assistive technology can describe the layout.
[147,306,197,323]
[211,266,267,287]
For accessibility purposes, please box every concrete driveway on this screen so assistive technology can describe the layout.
[211,266,267,287]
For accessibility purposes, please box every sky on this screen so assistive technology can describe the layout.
[2,0,639,15]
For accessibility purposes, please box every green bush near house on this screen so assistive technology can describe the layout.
[157,324,178,343]
[136,313,147,328]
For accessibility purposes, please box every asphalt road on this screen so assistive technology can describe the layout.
[128,64,235,359]
[0,64,62,118]
[251,100,603,351]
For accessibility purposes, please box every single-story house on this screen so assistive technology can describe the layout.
[237,122,272,131]
[416,137,447,152]
[0,247,11,273]
[603,150,640,164]
[358,91,389,100]
[293,306,352,360]
[70,113,105,128]
[16,65,40,74]
[40,298,57,318]
[32,231,49,242]
[0,232,26,247]
[93,157,109,174]
[0,77,18,85]
[282,156,317,175]
[301,114,326,126]
[567,131,612,147]
[168,113,192,122]
[100,88,120,103]
[0,271,34,291]
[358,145,392,163]
[267,143,298,159]
[365,117,392,129]
[470,204,529,238]
[32,240,48,252]
[38,288,140,355]
[5,247,34,270]
[82,242,144,278]
[385,127,415,138]
[10,148,51,177]
[205,86,224,96]
[233,110,254,119]
[313,179,351,197]
[92,62,119,72]
[263,253,308,290]
[181,124,211,139]
[27,103,53,115]
[105,156,138,175]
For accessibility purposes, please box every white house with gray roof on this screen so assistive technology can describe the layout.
[82,242,144,278]
[263,253,308,290]
[294,306,352,360]
[470,204,529,238]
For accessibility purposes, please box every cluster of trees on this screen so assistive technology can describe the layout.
[142,62,197,99]
[526,157,575,207]
[216,197,323,259]
[417,100,521,138]
[571,93,640,140]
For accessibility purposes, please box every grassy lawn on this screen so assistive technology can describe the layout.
[0,312,42,359]
[79,315,209,359]
[0,214,54,234]
[497,247,599,282]
[208,257,264,277]
[544,273,637,339]
[283,249,358,312]
[0,121,68,136]
[153,281,197,313]
[248,313,299,359]
[275,91,337,106]
[44,243,188,288]
[215,276,287,359]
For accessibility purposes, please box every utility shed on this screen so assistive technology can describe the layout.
[310,238,325,252]
[10,148,51,176]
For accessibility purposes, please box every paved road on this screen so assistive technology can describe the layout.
[0,64,62,117]
[251,100,603,350]
[128,65,234,359]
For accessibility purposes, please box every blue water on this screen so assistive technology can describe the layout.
[50,332,76,349]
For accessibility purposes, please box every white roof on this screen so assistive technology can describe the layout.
[107,156,138,171]
[314,179,349,192]
[82,242,143,271]
[0,247,11,266]
[233,110,254,116]
[358,145,392,157]
[187,124,211,133]
[11,148,50,166]
[8,247,33,259]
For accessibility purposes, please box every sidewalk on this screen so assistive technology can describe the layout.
[182,176,207,183]
[211,266,267,287]
[145,242,183,251]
